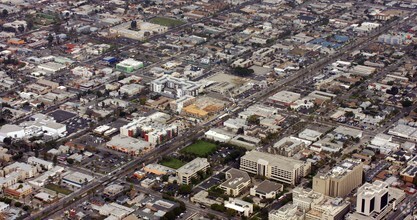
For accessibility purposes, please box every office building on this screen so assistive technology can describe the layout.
[269,203,304,220]
[219,168,251,197]
[240,150,311,185]
[313,158,363,197]
[176,158,210,185]
[356,180,389,216]
[292,187,350,220]
[250,180,283,199]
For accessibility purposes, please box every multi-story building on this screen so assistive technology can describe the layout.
[120,112,178,145]
[240,150,311,185]
[346,181,405,220]
[4,183,33,199]
[356,180,389,216]
[150,75,202,99]
[313,158,363,198]
[291,187,350,220]
[27,157,53,170]
[219,168,251,197]
[269,203,304,220]
[176,158,210,185]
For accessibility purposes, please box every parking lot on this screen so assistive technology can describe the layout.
[48,110,76,123]
[65,117,91,134]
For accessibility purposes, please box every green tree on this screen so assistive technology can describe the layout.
[2,9,7,17]
[247,115,260,125]
[232,67,254,77]
[178,184,192,195]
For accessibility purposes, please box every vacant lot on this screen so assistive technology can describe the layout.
[149,17,185,27]
[45,184,73,195]
[160,158,186,169]
[181,140,217,157]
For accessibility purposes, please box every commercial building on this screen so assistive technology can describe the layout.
[268,91,301,107]
[62,172,94,188]
[204,128,234,143]
[95,202,134,220]
[292,187,350,220]
[143,163,175,175]
[28,166,64,187]
[106,135,152,156]
[400,164,417,183]
[219,168,251,197]
[356,180,389,217]
[0,124,25,142]
[176,158,210,185]
[150,75,202,98]
[224,198,253,217]
[103,184,125,198]
[240,150,311,185]
[115,58,144,73]
[313,158,363,198]
[109,21,167,41]
[269,203,304,220]
[346,183,405,220]
[250,180,283,199]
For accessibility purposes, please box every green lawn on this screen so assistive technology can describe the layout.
[149,17,185,27]
[181,140,217,157]
[160,158,186,169]
[45,184,73,195]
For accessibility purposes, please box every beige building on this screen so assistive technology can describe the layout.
[292,187,350,220]
[176,158,210,185]
[240,150,311,185]
[219,168,251,197]
[313,158,363,198]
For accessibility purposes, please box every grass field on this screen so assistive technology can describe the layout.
[160,158,186,169]
[45,184,73,195]
[181,140,217,157]
[149,17,185,27]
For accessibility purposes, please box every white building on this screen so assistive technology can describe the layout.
[240,150,311,185]
[150,75,202,98]
[224,198,253,217]
[356,180,389,216]
[27,157,53,170]
[0,124,25,141]
[176,158,210,185]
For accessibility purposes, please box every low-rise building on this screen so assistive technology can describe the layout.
[106,135,152,156]
[224,198,253,217]
[144,164,175,176]
[219,168,251,197]
[62,172,94,188]
[250,180,283,199]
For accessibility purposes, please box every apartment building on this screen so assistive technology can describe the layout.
[150,75,202,99]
